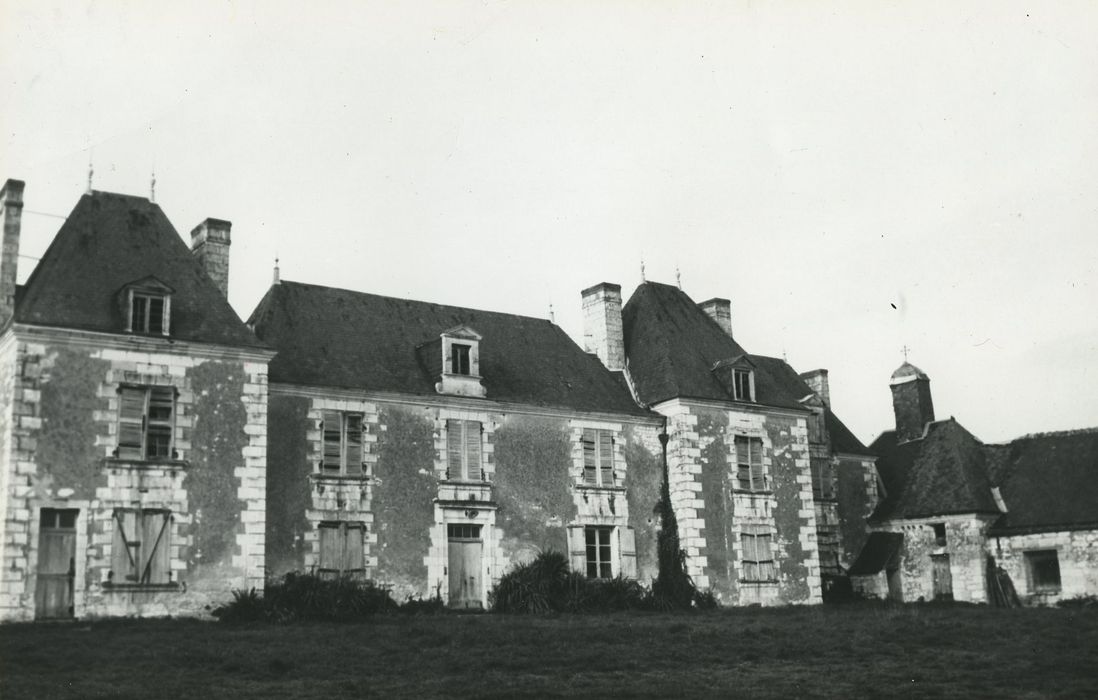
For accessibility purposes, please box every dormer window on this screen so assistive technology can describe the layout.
[121,277,174,337]
[712,355,755,402]
[451,343,471,376]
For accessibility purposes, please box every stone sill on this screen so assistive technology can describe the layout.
[738,580,779,586]
[101,582,181,592]
[732,489,774,497]
[575,485,626,494]
[311,473,371,483]
[104,458,189,470]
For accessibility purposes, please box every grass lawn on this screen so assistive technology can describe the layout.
[2,603,1096,699]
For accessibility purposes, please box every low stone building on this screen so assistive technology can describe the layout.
[0,181,272,621]
[851,362,1098,605]
[248,281,664,608]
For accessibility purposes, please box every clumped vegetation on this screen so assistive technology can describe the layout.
[213,572,399,623]
[489,552,651,613]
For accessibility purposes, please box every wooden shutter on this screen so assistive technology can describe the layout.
[322,411,342,472]
[118,388,146,459]
[758,533,775,580]
[140,511,171,584]
[465,421,482,480]
[344,525,365,575]
[318,524,340,578]
[112,510,139,582]
[344,415,363,476]
[734,436,751,490]
[447,420,463,479]
[750,439,765,490]
[619,527,637,579]
[598,431,613,486]
[567,526,586,575]
[582,429,597,485]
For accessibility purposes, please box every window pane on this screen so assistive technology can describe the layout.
[146,425,172,458]
[132,296,148,332]
[147,297,165,333]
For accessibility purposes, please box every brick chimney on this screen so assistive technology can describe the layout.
[890,362,935,443]
[0,179,25,326]
[581,282,625,371]
[190,218,232,298]
[800,368,830,406]
[698,298,732,337]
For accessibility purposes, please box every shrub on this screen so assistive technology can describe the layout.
[1056,595,1098,609]
[490,551,572,614]
[214,572,398,623]
[213,587,268,624]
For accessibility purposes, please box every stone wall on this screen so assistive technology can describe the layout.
[0,332,268,621]
[993,529,1098,606]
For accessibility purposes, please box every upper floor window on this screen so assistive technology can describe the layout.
[446,419,483,481]
[808,409,825,444]
[122,277,173,336]
[451,344,471,375]
[734,435,766,492]
[811,458,835,501]
[111,509,171,586]
[932,523,947,547]
[582,428,615,487]
[117,385,175,460]
[733,369,752,401]
[712,355,755,402]
[321,411,364,476]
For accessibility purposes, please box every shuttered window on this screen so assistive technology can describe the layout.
[318,522,366,579]
[321,412,364,476]
[811,458,835,501]
[741,527,776,582]
[734,436,766,491]
[585,526,613,579]
[582,429,614,486]
[110,509,171,585]
[446,420,482,481]
[117,386,175,460]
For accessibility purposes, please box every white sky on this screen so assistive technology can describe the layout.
[2,0,1096,445]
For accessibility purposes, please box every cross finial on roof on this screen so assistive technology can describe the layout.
[549,302,555,324]
[273,256,281,285]
[150,170,156,202]
[640,257,646,282]
[902,344,910,361]
[86,155,94,194]
[675,266,681,289]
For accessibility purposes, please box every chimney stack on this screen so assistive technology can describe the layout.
[581,282,625,371]
[0,179,25,325]
[800,368,830,406]
[191,218,232,298]
[890,362,935,443]
[699,298,733,337]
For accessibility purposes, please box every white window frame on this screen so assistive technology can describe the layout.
[126,289,171,336]
[446,419,483,481]
[585,526,614,579]
[116,385,176,461]
[581,428,615,487]
[321,411,365,476]
[733,368,755,401]
[733,435,767,492]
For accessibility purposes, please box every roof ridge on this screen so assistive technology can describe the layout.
[994,426,1098,444]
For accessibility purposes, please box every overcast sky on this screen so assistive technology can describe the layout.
[2,0,1095,445]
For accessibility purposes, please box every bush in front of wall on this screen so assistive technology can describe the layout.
[214,572,399,623]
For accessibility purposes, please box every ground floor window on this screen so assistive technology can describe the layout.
[585,526,613,579]
[740,527,776,582]
[1025,550,1061,593]
[318,522,366,579]
[111,509,171,585]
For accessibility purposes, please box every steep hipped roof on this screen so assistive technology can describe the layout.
[15,191,263,349]
[988,429,1098,535]
[620,282,803,410]
[248,281,651,416]
[891,362,929,382]
[752,355,872,456]
[869,419,999,521]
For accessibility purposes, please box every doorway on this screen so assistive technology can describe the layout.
[35,509,78,619]
[447,523,483,609]
[931,554,954,601]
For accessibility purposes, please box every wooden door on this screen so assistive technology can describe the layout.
[447,524,483,609]
[886,567,903,602]
[931,554,953,601]
[35,509,78,619]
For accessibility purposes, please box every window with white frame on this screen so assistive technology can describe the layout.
[446,419,483,481]
[1025,550,1061,593]
[110,509,172,586]
[585,526,613,579]
[733,369,753,401]
[734,435,766,492]
[740,526,776,582]
[450,343,471,375]
[582,428,614,487]
[318,522,366,579]
[117,385,175,460]
[321,411,364,476]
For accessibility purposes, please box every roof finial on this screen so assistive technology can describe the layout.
[640,257,646,282]
[150,170,157,202]
[549,301,555,324]
[675,265,682,289]
[902,344,910,362]
[86,153,94,194]
[273,255,281,284]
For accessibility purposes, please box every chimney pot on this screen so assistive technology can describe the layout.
[698,298,733,337]
[581,282,625,371]
[800,368,830,406]
[0,179,26,325]
[191,218,232,298]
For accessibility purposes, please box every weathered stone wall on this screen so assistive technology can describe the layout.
[835,457,878,567]
[869,515,995,603]
[656,399,821,606]
[994,529,1098,606]
[0,333,267,621]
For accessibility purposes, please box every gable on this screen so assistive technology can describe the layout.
[14,191,263,349]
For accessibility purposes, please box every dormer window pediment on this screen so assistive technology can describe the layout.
[120,276,174,337]
[712,355,755,402]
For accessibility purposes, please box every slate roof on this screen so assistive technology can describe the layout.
[14,191,264,349]
[870,420,1098,533]
[620,282,803,410]
[987,429,1098,535]
[247,281,652,416]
